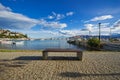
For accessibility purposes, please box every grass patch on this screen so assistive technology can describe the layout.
[0,49,42,52]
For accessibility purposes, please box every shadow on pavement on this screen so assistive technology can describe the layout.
[13,56,42,60]
[59,72,120,78]
[48,57,80,60]
[13,56,80,60]
[0,60,29,68]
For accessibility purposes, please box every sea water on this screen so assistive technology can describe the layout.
[0,39,83,50]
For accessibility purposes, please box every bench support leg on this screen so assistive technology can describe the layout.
[77,52,83,60]
[43,52,48,60]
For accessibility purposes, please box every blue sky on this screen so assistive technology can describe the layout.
[0,0,120,38]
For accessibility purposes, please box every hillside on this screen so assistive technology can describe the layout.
[0,29,28,38]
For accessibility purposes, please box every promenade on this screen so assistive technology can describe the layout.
[0,51,120,80]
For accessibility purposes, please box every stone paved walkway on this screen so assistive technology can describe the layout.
[0,51,120,80]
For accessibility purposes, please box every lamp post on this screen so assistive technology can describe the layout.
[98,23,101,42]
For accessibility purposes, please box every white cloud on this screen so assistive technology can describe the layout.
[48,15,54,19]
[0,11,38,29]
[59,21,120,37]
[59,29,87,36]
[101,23,110,28]
[112,19,120,32]
[0,3,67,30]
[86,22,120,35]
[48,12,65,20]
[84,24,93,31]
[48,11,74,20]
[59,30,76,36]
[82,23,114,35]
[85,15,113,23]
[0,3,12,11]
[66,12,74,16]
[0,3,39,29]
[11,29,61,38]
[56,14,65,20]
[39,19,67,29]
[113,19,120,28]
[91,15,113,21]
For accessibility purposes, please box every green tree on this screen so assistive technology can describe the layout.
[87,38,100,48]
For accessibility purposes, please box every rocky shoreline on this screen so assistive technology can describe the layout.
[67,39,120,51]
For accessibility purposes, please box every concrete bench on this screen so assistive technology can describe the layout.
[42,48,83,60]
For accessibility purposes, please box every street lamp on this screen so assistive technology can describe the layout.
[98,23,101,42]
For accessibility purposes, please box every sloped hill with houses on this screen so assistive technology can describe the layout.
[0,29,28,39]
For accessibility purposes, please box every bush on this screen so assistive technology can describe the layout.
[87,38,100,48]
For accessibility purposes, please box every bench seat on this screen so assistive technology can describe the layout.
[42,48,83,60]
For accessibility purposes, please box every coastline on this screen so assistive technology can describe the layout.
[0,49,42,52]
[0,49,120,52]
[0,38,30,41]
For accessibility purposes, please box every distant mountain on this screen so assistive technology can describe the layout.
[69,34,120,39]
[0,29,28,39]
[111,33,120,38]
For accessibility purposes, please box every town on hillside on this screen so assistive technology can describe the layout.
[0,29,28,39]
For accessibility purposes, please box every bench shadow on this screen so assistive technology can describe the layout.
[48,57,80,60]
[59,72,120,78]
[13,56,80,60]
[5,64,24,67]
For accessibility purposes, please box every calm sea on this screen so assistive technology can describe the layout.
[0,39,83,50]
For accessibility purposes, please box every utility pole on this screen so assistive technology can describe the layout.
[98,23,101,42]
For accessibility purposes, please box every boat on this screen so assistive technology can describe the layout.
[15,41,24,45]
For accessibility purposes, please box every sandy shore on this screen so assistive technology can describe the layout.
[0,51,120,80]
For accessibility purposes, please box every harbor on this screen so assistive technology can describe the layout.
[0,39,81,50]
[0,0,120,80]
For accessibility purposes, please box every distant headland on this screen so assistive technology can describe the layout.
[0,29,29,40]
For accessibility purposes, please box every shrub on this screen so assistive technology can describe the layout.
[87,38,100,48]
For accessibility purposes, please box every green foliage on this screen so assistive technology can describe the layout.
[109,38,119,42]
[24,34,28,38]
[87,38,100,48]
